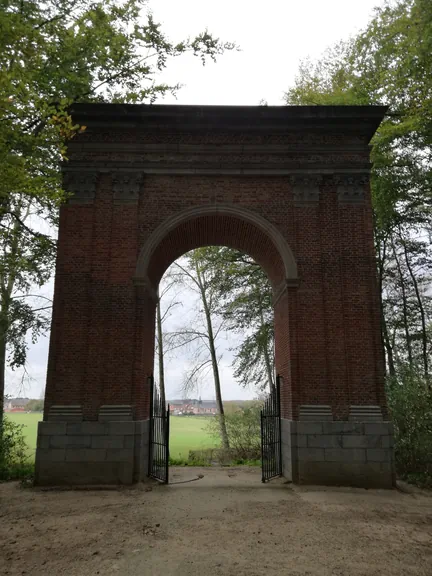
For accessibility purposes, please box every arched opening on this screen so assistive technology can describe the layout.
[134,206,297,416]
[135,204,298,291]
[132,206,298,481]
[155,245,276,470]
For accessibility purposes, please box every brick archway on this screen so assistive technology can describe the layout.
[135,204,298,290]
[35,104,395,488]
[134,204,298,422]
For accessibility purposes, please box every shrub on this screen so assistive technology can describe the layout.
[25,399,44,412]
[386,370,432,487]
[207,404,262,461]
[169,453,211,466]
[0,415,33,481]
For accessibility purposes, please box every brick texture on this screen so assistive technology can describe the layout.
[44,105,387,424]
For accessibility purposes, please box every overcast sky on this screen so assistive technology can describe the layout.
[6,0,383,401]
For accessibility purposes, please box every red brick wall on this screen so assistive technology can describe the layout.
[45,172,386,422]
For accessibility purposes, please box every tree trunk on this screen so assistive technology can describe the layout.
[391,235,413,366]
[262,341,275,392]
[377,235,396,377]
[399,234,429,378]
[0,331,5,427]
[0,301,9,447]
[0,287,13,431]
[195,263,230,450]
[382,313,396,377]
[257,285,274,390]
[156,294,166,407]
[0,202,30,427]
[0,330,5,476]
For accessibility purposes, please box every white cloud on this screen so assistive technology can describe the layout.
[150,0,380,106]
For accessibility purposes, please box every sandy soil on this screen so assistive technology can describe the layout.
[1,467,431,576]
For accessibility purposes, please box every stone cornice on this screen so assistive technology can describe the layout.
[63,150,372,175]
[63,105,386,177]
[68,103,388,143]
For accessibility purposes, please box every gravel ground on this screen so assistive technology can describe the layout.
[1,467,431,576]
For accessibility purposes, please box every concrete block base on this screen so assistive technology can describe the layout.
[34,420,150,485]
[281,419,395,488]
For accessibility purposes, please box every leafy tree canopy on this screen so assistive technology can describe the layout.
[285,0,432,378]
[286,0,432,230]
[0,0,235,414]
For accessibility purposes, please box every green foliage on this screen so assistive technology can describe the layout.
[285,0,432,380]
[207,405,262,461]
[223,400,257,414]
[0,0,236,219]
[0,0,235,415]
[169,453,214,467]
[24,399,44,412]
[286,0,432,230]
[169,455,190,466]
[285,0,432,485]
[0,415,32,481]
[197,247,275,392]
[387,370,432,486]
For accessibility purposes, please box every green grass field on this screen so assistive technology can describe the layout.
[6,412,217,460]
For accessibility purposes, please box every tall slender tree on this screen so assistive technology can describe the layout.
[165,250,230,450]
[203,247,274,392]
[155,274,182,407]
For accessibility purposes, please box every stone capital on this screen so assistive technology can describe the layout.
[273,277,299,306]
[289,175,323,205]
[112,171,143,203]
[63,171,98,203]
[133,276,158,304]
[335,174,369,204]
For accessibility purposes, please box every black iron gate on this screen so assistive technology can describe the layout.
[261,375,282,482]
[148,376,170,483]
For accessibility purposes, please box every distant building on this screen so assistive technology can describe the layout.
[168,398,218,416]
[4,398,30,412]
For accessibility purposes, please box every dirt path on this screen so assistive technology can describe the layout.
[1,467,431,576]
